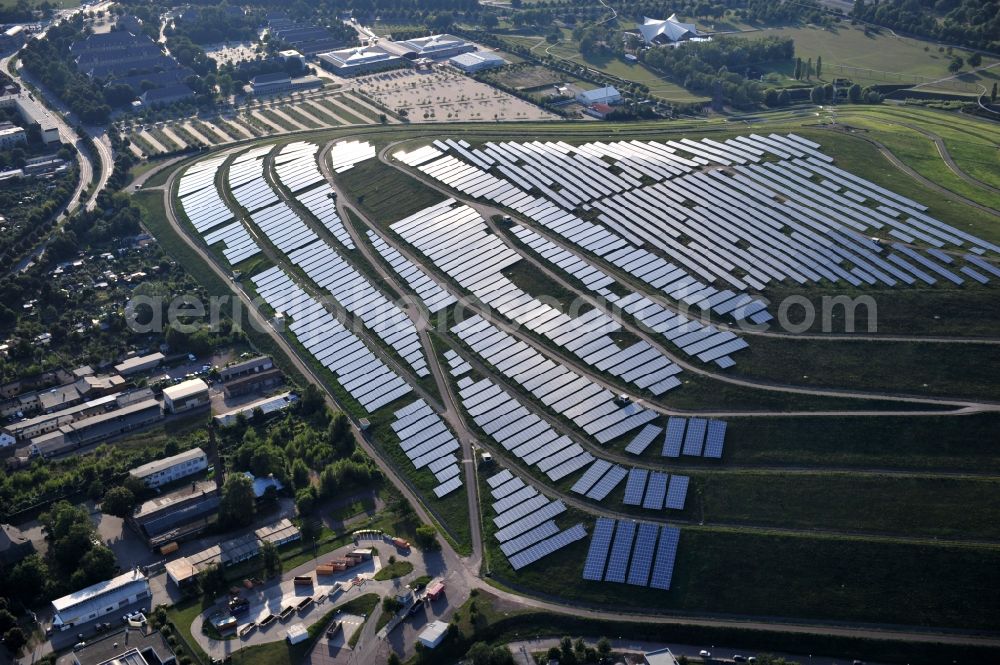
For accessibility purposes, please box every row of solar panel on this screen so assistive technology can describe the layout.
[582,517,681,589]
[391,399,463,498]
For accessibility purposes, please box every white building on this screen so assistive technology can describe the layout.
[417,619,449,648]
[161,378,209,414]
[644,647,680,665]
[317,45,404,76]
[449,50,506,73]
[576,85,622,106]
[637,14,702,45]
[0,124,26,148]
[393,34,475,60]
[51,570,150,629]
[129,447,208,488]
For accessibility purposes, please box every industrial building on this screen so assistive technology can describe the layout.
[139,84,195,108]
[130,479,220,548]
[0,523,34,565]
[214,392,296,426]
[114,352,164,376]
[0,123,26,148]
[162,378,209,414]
[51,570,150,630]
[26,397,164,458]
[219,356,273,382]
[222,368,283,398]
[393,34,476,60]
[449,50,506,73]
[247,72,323,96]
[129,447,208,489]
[255,518,301,547]
[417,620,449,648]
[576,85,623,106]
[0,93,60,143]
[164,533,260,586]
[317,45,405,76]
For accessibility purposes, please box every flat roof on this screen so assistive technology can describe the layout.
[134,479,218,520]
[60,398,161,434]
[52,569,147,612]
[130,447,206,479]
[162,378,208,401]
[115,352,164,372]
[418,619,449,640]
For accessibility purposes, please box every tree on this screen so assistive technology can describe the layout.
[992,82,997,102]
[3,627,26,654]
[777,89,790,106]
[816,55,822,79]
[73,545,117,588]
[382,596,403,614]
[848,83,862,103]
[806,57,813,79]
[414,524,439,551]
[560,636,577,665]
[197,563,227,598]
[948,57,964,72]
[968,52,982,67]
[793,57,802,80]
[764,88,779,106]
[387,654,402,665]
[262,540,282,577]
[219,473,256,528]
[483,14,499,30]
[810,85,825,104]
[101,485,137,518]
[597,637,612,659]
[292,459,310,490]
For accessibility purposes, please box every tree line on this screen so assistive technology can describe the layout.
[851,0,1000,52]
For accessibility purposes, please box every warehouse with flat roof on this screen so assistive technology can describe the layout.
[51,570,149,629]
[129,447,208,488]
[162,378,209,414]
[317,45,405,76]
[449,50,506,73]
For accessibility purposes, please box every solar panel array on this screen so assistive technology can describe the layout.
[443,349,471,376]
[510,224,748,368]
[452,315,660,444]
[624,424,662,455]
[251,266,411,412]
[660,416,727,459]
[176,154,260,265]
[459,377,594,482]
[274,142,354,249]
[395,140,772,326]
[391,399,463,498]
[328,139,376,172]
[249,201,319,254]
[581,518,681,589]
[390,202,682,395]
[229,146,279,212]
[366,230,457,314]
[485,467,586,570]
[287,242,429,377]
[618,467,690,511]
[402,136,996,329]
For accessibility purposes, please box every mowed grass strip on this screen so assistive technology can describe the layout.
[281,105,323,129]
[485,518,1000,630]
[709,413,1000,473]
[689,470,1000,539]
[257,108,297,131]
[336,157,445,224]
[729,335,1000,400]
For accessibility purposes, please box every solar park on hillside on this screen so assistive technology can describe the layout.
[171,129,997,587]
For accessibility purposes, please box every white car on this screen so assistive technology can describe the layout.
[699,650,711,659]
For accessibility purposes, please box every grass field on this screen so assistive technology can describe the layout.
[730,336,1000,400]
[690,471,1000,539]
[373,559,414,580]
[686,413,1000,472]
[335,156,445,225]
[732,24,999,88]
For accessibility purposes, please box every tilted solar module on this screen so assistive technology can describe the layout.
[582,517,615,581]
[603,520,636,583]
[682,418,707,456]
[642,472,668,510]
[649,525,681,590]
[662,417,686,457]
[665,475,690,510]
[626,522,660,586]
[703,420,727,458]
[623,468,649,506]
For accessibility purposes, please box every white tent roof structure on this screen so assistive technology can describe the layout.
[637,14,701,44]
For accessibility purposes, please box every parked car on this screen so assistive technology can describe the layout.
[699,650,711,659]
